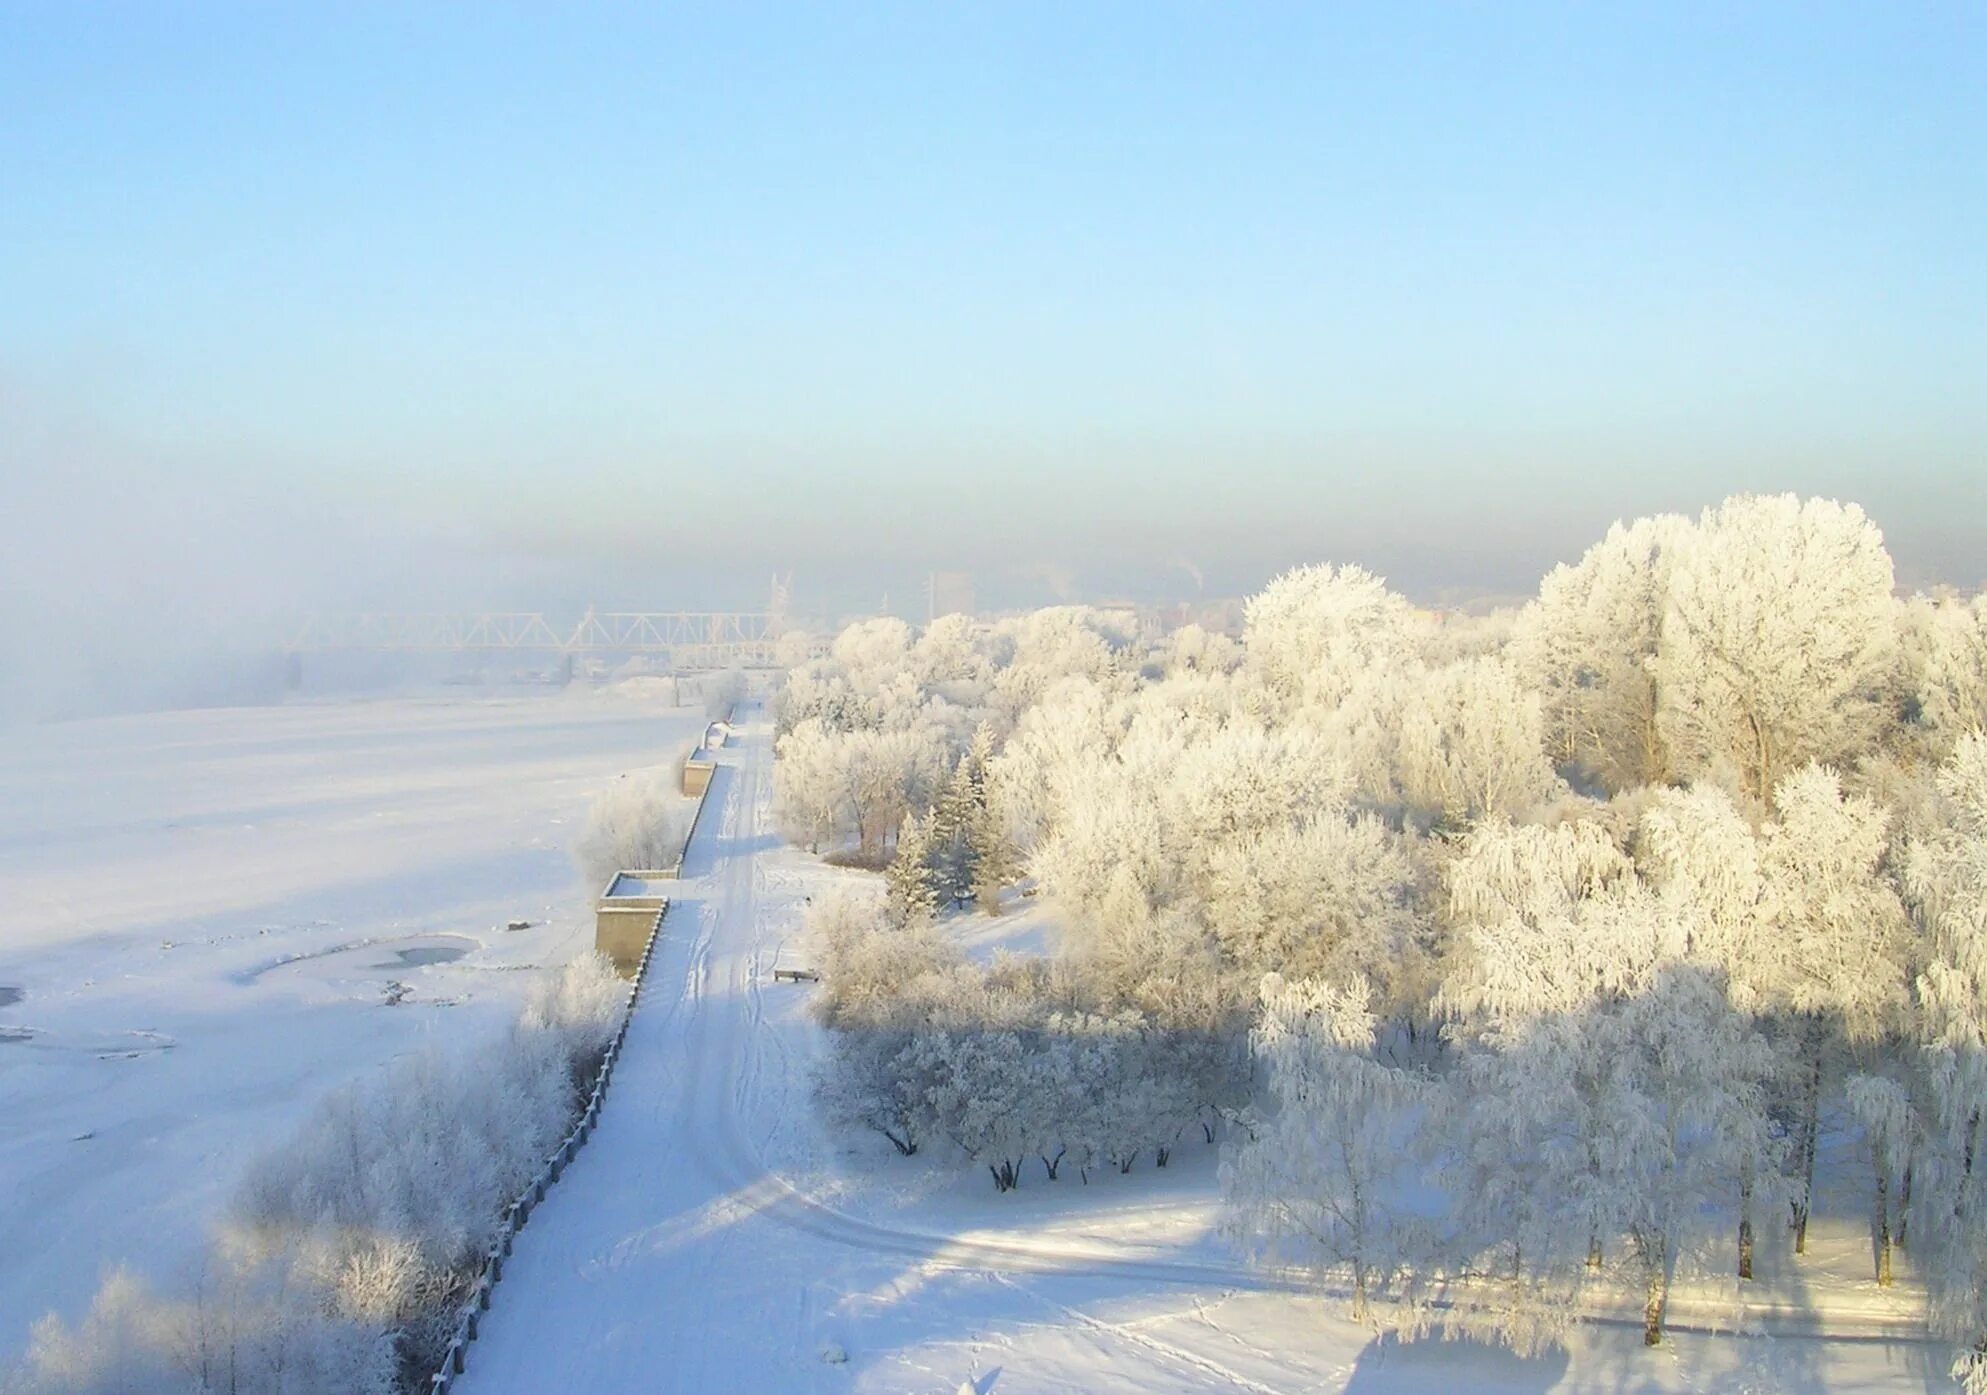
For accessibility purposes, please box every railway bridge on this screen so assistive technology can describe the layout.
[282,609,788,678]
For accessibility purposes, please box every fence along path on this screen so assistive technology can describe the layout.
[423,905,664,1392]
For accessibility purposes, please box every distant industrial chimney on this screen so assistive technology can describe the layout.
[926,571,974,621]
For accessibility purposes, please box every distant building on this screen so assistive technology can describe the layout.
[927,571,975,621]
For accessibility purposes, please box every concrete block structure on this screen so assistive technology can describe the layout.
[682,757,716,797]
[595,873,669,976]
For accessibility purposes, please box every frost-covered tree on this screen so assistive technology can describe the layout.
[1243,564,1413,714]
[773,718,850,852]
[1164,622,1244,677]
[1512,515,1689,792]
[886,811,941,928]
[1204,809,1427,1011]
[1223,975,1428,1320]
[1584,966,1784,1345]
[1396,655,1564,826]
[1635,784,1769,999]
[815,1028,929,1156]
[1846,1072,1914,1287]
[1442,1007,1614,1355]
[1438,817,1642,1026]
[810,890,957,1029]
[1904,733,1987,1384]
[1654,495,1899,805]
[948,722,1018,912]
[911,611,987,689]
[1757,764,1912,1252]
[775,667,876,738]
[928,729,998,909]
[1898,594,1987,760]
[11,947,627,1394]
[989,607,1129,717]
[923,1029,1043,1191]
[6,1265,399,1395]
[830,615,916,691]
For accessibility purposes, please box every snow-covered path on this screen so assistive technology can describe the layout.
[457,710,1323,1393]
[459,708,909,1391]
[457,710,1949,1395]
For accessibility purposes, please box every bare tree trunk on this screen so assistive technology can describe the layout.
[1875,1170,1893,1286]
[1794,1024,1823,1255]
[1643,1268,1666,1347]
[1739,1165,1755,1280]
[1899,1162,1913,1245]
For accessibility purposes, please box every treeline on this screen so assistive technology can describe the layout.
[5,955,628,1395]
[776,495,1987,1373]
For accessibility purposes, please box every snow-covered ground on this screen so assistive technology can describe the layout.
[458,711,1953,1395]
[0,690,707,1362]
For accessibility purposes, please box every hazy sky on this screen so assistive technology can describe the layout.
[4,3,1984,632]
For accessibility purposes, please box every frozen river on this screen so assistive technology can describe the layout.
[0,690,706,1360]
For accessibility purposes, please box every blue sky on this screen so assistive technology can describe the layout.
[2,3,1982,614]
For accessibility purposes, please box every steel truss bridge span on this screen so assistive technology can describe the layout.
[284,612,783,668]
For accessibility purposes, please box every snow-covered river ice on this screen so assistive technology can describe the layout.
[0,689,708,1361]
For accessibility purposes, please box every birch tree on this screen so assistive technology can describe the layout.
[1759,763,1912,1253]
[1904,733,1987,1387]
[1512,514,1689,791]
[1654,495,1899,805]
[1222,975,1427,1320]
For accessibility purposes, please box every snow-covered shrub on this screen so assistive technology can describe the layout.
[521,949,627,1088]
[5,1264,397,1395]
[576,764,689,888]
[8,948,627,1393]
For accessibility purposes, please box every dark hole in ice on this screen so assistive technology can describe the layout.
[383,946,468,968]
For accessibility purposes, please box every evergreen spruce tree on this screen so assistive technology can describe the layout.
[886,811,941,928]
[931,758,979,907]
[961,723,1015,913]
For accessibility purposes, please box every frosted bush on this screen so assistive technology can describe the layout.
[576,766,687,887]
[5,1264,396,1395]
[522,949,626,1062]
